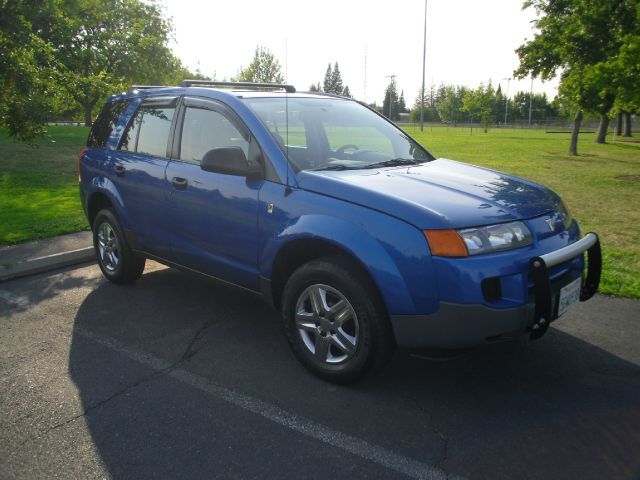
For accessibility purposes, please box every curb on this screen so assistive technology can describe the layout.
[0,247,95,282]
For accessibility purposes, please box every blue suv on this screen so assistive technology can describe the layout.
[79,80,601,383]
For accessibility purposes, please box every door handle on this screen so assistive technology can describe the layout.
[171,177,188,190]
[114,165,126,176]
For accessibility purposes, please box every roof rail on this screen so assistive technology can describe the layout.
[180,79,296,93]
[300,91,347,99]
[130,85,171,90]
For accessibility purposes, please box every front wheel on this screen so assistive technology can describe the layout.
[93,208,145,284]
[282,256,395,383]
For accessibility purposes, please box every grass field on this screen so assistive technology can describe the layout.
[1,125,638,298]
[0,126,90,244]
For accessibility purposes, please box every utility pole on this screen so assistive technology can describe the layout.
[420,0,427,131]
[386,74,396,120]
[503,77,511,126]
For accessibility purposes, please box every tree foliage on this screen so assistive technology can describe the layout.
[514,0,639,151]
[234,46,284,84]
[0,1,63,140]
[462,81,496,132]
[1,0,191,138]
[322,62,349,96]
[409,82,558,125]
[382,78,400,121]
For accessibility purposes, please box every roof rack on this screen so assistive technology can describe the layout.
[180,79,296,93]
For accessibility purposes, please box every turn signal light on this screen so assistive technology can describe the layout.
[424,230,469,257]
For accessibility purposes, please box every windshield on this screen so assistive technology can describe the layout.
[242,97,434,171]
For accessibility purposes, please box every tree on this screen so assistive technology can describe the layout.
[515,0,638,153]
[1,0,188,137]
[398,90,407,114]
[58,0,186,126]
[462,81,496,132]
[511,91,556,124]
[0,1,65,140]
[234,46,284,84]
[342,85,352,98]
[612,27,640,137]
[309,83,321,92]
[410,87,439,122]
[322,62,349,95]
[330,62,344,95]
[323,63,333,93]
[382,78,399,121]
[435,85,467,125]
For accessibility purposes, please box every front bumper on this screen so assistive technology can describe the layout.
[391,233,601,349]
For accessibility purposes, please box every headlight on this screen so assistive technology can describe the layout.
[424,221,533,257]
[458,221,532,255]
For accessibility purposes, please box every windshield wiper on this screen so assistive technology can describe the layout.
[356,158,423,169]
[312,164,356,171]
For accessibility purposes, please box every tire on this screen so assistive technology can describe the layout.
[92,207,145,284]
[282,256,395,384]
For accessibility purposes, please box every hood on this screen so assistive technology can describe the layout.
[296,159,561,229]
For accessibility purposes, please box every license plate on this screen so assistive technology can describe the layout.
[557,277,582,317]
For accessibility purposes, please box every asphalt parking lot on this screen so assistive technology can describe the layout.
[1,262,639,480]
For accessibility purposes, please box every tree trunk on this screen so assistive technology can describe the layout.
[84,104,94,127]
[569,110,582,155]
[615,112,623,135]
[623,111,632,137]
[595,114,609,144]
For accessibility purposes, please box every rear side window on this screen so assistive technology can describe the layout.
[119,104,175,158]
[87,100,131,148]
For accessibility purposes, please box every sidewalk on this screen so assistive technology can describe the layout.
[0,231,95,282]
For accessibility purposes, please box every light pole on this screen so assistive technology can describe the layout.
[420,0,427,131]
[503,77,511,126]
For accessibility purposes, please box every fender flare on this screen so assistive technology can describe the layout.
[87,176,129,229]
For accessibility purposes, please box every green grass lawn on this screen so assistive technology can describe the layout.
[0,126,90,244]
[1,125,638,298]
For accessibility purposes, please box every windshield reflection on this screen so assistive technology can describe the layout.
[243,97,434,172]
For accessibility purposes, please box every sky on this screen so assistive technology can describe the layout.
[159,0,559,105]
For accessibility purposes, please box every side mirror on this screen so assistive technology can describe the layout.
[200,147,262,179]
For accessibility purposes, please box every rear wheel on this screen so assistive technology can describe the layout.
[93,208,145,284]
[282,256,395,383]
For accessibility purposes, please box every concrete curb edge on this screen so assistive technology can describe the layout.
[0,247,96,282]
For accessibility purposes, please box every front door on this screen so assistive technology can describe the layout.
[165,97,262,290]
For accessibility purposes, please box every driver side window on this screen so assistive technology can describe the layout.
[179,107,249,164]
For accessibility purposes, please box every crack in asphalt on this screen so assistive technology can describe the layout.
[16,320,214,448]
[404,394,451,479]
[429,414,450,479]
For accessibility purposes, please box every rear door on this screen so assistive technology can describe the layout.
[111,96,178,257]
[165,96,262,290]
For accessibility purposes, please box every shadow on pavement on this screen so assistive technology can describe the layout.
[0,263,100,314]
[68,267,640,480]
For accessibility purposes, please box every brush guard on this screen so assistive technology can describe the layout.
[528,233,601,339]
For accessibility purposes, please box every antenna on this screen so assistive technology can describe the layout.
[420,0,427,131]
[364,45,367,103]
